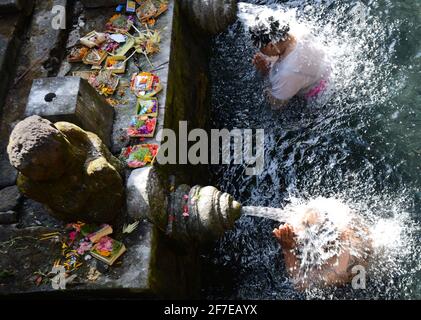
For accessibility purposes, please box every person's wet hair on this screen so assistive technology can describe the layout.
[249,16,290,49]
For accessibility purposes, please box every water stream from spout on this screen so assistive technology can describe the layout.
[242,206,288,222]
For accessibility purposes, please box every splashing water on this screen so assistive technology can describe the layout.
[204,0,421,300]
[255,197,418,293]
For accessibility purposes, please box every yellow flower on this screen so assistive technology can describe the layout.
[98,249,111,257]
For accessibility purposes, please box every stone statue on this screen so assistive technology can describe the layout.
[7,115,124,223]
[126,167,242,246]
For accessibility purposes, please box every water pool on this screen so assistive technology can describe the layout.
[203,0,421,299]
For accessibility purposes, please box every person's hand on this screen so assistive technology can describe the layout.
[252,52,270,74]
[273,224,296,249]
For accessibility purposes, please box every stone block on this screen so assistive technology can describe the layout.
[25,77,115,147]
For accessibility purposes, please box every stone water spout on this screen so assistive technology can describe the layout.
[127,167,242,246]
[180,0,238,34]
[126,167,291,246]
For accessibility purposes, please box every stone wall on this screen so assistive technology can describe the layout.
[0,2,31,120]
[159,0,213,187]
[146,0,216,297]
[0,0,71,189]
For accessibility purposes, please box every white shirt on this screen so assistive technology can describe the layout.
[268,34,330,101]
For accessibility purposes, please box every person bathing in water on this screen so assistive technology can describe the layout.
[250,16,330,109]
[272,204,372,289]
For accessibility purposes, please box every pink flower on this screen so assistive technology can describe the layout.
[128,160,145,168]
[127,128,138,136]
[69,231,78,241]
[146,119,156,132]
[96,236,113,252]
[77,241,92,255]
[124,146,132,157]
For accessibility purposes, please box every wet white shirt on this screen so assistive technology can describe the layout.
[268,34,329,101]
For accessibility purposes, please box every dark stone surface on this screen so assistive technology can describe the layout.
[0,211,17,224]
[161,0,213,186]
[25,77,115,147]
[0,0,158,297]
[62,1,175,154]
[0,225,62,294]
[0,185,21,212]
[18,198,61,228]
[149,227,202,298]
[0,12,26,117]
[90,219,154,292]
[0,155,17,188]
[0,0,34,15]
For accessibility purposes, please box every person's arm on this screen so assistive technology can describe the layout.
[273,224,300,277]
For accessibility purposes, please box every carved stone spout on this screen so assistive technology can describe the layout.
[126,167,242,246]
[7,115,124,223]
[170,184,242,245]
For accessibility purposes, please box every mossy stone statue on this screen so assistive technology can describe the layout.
[7,115,124,223]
